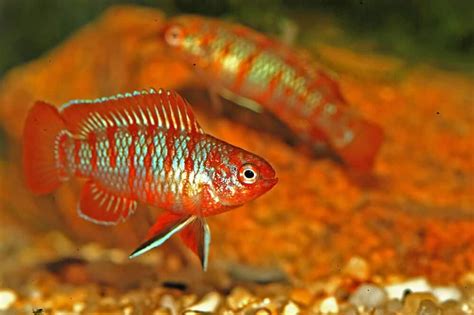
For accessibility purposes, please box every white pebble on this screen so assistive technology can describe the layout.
[0,290,17,310]
[385,278,432,300]
[319,297,339,314]
[350,284,387,309]
[432,286,462,302]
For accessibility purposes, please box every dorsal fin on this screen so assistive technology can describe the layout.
[59,88,204,137]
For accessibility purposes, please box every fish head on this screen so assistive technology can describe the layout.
[209,148,278,208]
[161,15,213,65]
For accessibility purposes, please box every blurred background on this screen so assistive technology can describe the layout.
[1,0,474,77]
[0,0,473,314]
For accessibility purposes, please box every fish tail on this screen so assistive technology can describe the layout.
[22,101,69,194]
[331,117,384,172]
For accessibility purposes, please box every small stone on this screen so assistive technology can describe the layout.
[185,292,221,313]
[403,293,437,314]
[282,300,300,315]
[0,290,17,310]
[385,299,403,313]
[227,287,256,310]
[255,308,272,315]
[343,256,370,281]
[385,278,432,300]
[349,284,387,309]
[290,287,313,306]
[440,299,463,315]
[160,295,178,315]
[318,297,339,314]
[416,299,441,315]
[340,304,359,315]
[432,286,461,302]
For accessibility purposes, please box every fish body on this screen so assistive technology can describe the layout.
[23,88,277,269]
[161,15,384,171]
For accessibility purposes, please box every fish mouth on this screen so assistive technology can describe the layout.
[263,177,278,189]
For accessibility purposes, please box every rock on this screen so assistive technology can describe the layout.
[289,287,313,306]
[385,299,403,313]
[385,278,432,300]
[317,297,339,314]
[0,289,17,310]
[185,292,221,313]
[342,256,370,281]
[432,286,461,302]
[440,299,463,315]
[227,287,256,310]
[403,292,437,314]
[282,300,300,315]
[416,299,441,315]
[349,284,387,309]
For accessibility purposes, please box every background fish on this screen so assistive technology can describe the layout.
[160,15,384,172]
[22,88,277,269]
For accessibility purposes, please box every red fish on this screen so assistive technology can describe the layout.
[23,88,277,269]
[161,15,384,172]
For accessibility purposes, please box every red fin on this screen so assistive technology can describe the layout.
[59,88,203,136]
[78,181,137,225]
[22,101,68,194]
[336,119,384,172]
[129,212,195,259]
[179,218,211,270]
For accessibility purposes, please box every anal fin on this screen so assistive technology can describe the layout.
[179,218,211,270]
[129,213,195,259]
[78,181,137,225]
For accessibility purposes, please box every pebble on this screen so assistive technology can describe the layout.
[343,256,370,281]
[403,293,437,314]
[340,305,359,315]
[290,287,313,306]
[318,297,339,314]
[417,299,441,315]
[349,284,387,309]
[185,292,221,313]
[227,287,256,310]
[282,300,300,315]
[432,286,462,302]
[385,299,403,313]
[0,289,17,310]
[385,278,432,300]
[441,299,463,314]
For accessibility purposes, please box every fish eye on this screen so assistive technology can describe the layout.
[165,26,184,46]
[238,164,258,185]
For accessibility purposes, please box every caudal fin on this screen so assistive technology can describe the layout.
[336,118,384,172]
[22,101,68,194]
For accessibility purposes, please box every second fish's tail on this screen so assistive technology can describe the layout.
[22,101,70,194]
[311,107,384,172]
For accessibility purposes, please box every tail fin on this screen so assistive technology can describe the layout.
[335,118,384,172]
[22,101,68,194]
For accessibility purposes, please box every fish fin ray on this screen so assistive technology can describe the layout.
[78,180,137,225]
[129,213,196,259]
[179,217,211,270]
[219,88,263,113]
[22,101,69,194]
[59,88,204,135]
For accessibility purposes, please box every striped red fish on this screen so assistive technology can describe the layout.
[161,15,384,172]
[22,88,277,269]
